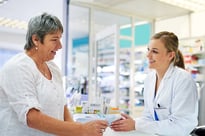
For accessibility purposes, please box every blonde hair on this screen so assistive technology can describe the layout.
[151,31,185,69]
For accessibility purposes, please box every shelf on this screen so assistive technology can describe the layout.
[180,37,205,89]
[183,51,205,56]
[186,64,205,68]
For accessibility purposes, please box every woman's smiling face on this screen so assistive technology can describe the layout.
[34,31,62,61]
[146,39,174,71]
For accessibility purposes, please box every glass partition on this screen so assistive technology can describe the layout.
[68,3,152,115]
[92,10,132,112]
[66,5,89,112]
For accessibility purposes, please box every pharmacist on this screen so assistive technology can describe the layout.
[110,31,198,136]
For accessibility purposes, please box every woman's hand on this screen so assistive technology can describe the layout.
[82,120,108,136]
[110,113,135,131]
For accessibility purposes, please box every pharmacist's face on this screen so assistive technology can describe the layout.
[146,39,174,71]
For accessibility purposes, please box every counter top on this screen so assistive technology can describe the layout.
[104,128,156,136]
[73,113,121,125]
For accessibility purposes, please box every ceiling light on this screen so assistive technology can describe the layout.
[0,17,27,30]
[0,0,8,5]
[120,21,149,29]
[157,0,205,12]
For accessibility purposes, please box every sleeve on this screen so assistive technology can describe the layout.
[134,72,198,136]
[2,62,41,125]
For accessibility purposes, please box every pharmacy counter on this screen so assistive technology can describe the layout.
[103,127,156,136]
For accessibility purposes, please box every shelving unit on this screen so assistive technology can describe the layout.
[179,37,205,126]
[179,36,205,97]
[95,25,135,114]
[130,48,148,118]
[179,37,205,91]
[95,25,119,108]
[119,48,131,114]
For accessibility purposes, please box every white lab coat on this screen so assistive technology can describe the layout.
[135,63,198,136]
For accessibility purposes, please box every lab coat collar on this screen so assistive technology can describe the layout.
[154,62,175,100]
[152,62,175,80]
[161,62,175,80]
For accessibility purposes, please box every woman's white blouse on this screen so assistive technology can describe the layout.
[135,63,198,136]
[0,53,67,136]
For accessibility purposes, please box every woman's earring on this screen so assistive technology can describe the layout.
[35,47,38,50]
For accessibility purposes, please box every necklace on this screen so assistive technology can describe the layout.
[36,62,50,79]
[25,52,51,79]
[42,64,50,79]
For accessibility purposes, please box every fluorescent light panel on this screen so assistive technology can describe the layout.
[0,17,27,30]
[0,0,8,4]
[120,21,149,29]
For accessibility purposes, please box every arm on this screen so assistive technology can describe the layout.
[110,113,135,131]
[111,74,154,132]
[112,71,198,136]
[64,105,74,122]
[135,73,198,136]
[3,61,108,136]
[110,88,153,132]
[27,108,108,136]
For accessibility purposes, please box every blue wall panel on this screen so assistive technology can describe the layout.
[135,23,151,46]
[73,23,151,48]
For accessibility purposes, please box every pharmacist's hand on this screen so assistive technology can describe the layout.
[110,113,135,131]
[83,120,108,136]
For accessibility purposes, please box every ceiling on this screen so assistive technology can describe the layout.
[0,0,193,40]
[0,0,63,21]
[0,0,63,34]
[0,0,64,50]
[70,0,192,20]
[69,0,192,38]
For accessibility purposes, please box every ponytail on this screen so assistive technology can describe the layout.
[174,50,185,69]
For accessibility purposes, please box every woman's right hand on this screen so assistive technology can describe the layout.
[82,120,108,136]
[110,113,135,132]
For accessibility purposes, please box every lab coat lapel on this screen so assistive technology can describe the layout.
[149,71,157,109]
[150,71,157,102]
[154,63,174,100]
[149,71,158,120]
[155,78,164,101]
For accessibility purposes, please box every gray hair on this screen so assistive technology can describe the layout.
[24,13,63,50]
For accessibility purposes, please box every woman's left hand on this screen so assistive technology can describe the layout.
[110,113,135,131]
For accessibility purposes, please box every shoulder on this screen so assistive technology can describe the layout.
[172,67,197,90]
[1,53,34,73]
[173,66,193,81]
[0,53,37,83]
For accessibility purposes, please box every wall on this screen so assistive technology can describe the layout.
[155,14,190,39]
[155,11,205,38]
[191,11,205,37]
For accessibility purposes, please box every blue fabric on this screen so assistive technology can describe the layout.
[154,110,159,121]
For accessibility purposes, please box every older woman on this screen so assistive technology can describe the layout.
[0,13,108,136]
[110,31,198,136]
